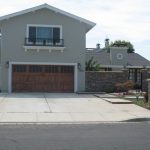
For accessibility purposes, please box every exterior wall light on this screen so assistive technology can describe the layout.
[5,61,9,68]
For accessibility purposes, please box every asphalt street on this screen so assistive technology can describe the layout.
[0,123,150,150]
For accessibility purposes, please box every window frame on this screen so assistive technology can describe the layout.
[26,24,62,40]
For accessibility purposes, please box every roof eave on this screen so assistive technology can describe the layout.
[0,3,96,31]
[85,23,96,33]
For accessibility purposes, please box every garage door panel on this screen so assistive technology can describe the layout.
[12,65,74,92]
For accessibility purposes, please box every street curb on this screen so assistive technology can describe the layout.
[0,121,149,125]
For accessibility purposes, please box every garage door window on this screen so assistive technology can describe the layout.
[45,66,74,73]
[13,65,26,72]
[29,66,43,73]
[13,65,74,73]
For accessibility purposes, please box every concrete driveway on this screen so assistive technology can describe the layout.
[0,93,150,123]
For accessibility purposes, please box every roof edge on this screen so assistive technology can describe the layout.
[0,3,96,28]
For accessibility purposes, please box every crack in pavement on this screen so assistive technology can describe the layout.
[43,93,52,113]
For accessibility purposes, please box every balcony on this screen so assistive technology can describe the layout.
[24,38,65,52]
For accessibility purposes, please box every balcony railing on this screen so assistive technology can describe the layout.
[24,38,64,47]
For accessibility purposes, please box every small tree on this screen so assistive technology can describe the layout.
[110,40,135,53]
[86,57,101,71]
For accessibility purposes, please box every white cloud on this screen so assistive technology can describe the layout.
[0,0,150,59]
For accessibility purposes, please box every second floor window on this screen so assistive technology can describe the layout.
[26,25,63,46]
[25,25,64,47]
[28,25,61,44]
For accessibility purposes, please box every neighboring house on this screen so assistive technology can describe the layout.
[86,39,150,86]
[0,4,96,93]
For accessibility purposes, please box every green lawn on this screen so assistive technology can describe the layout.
[124,98,149,109]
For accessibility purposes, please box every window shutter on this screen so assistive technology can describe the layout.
[29,27,36,39]
[53,28,60,40]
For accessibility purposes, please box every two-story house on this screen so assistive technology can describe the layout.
[0,4,95,93]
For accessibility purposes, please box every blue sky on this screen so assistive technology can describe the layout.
[0,0,150,60]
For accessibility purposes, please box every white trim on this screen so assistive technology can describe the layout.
[23,46,65,52]
[8,63,12,93]
[0,4,96,29]
[8,62,78,93]
[74,64,78,92]
[10,62,77,66]
[26,24,63,39]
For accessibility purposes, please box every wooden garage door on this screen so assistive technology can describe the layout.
[12,65,74,92]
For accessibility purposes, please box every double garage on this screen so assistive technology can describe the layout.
[11,64,76,93]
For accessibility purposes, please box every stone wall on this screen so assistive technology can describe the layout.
[85,69,150,92]
[85,70,128,92]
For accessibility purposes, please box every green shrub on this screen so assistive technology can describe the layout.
[115,80,134,92]
[123,80,134,91]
